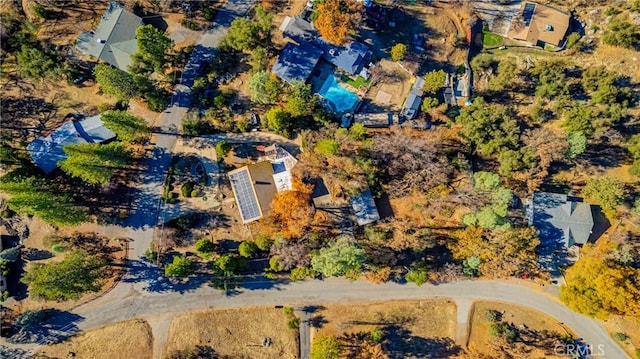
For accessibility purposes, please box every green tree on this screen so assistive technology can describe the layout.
[530,60,570,98]
[311,237,365,277]
[238,241,258,258]
[390,43,407,61]
[489,58,519,91]
[133,25,173,73]
[249,46,268,73]
[628,134,640,176]
[462,256,481,277]
[603,16,640,49]
[421,96,440,112]
[214,254,246,275]
[59,142,131,185]
[582,176,624,217]
[423,69,446,94]
[254,5,274,41]
[164,256,194,277]
[215,140,232,160]
[94,64,135,101]
[254,234,273,251]
[473,171,502,192]
[285,81,315,117]
[316,139,340,156]
[15,45,60,81]
[457,98,520,157]
[100,110,149,143]
[497,149,533,178]
[249,71,278,104]
[566,131,587,159]
[265,106,292,135]
[0,175,89,226]
[565,32,581,49]
[560,257,640,318]
[195,238,216,260]
[290,267,317,281]
[225,18,260,51]
[562,105,593,136]
[22,251,107,301]
[311,335,343,359]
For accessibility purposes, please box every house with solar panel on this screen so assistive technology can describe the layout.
[228,145,298,223]
[76,1,143,72]
[27,114,116,175]
[508,2,571,48]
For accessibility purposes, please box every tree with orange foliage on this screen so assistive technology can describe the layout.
[267,177,315,239]
[314,0,361,45]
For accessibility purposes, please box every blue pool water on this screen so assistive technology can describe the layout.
[318,75,358,113]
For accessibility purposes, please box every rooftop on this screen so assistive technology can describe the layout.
[508,2,571,47]
[76,1,143,72]
[272,42,323,83]
[27,115,116,174]
[527,192,594,247]
[228,161,278,223]
[351,190,380,226]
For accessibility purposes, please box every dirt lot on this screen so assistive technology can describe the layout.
[164,307,298,359]
[38,319,153,359]
[468,301,573,358]
[312,300,457,356]
[603,315,640,358]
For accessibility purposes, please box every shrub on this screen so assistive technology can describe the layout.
[283,307,294,316]
[484,309,501,322]
[405,268,429,286]
[489,322,518,341]
[203,7,216,21]
[565,32,581,49]
[315,139,340,156]
[370,327,384,343]
[238,241,258,258]
[51,244,67,253]
[195,238,215,260]
[421,96,440,112]
[181,182,195,197]
[182,19,199,30]
[287,316,300,329]
[254,234,273,251]
[613,332,628,341]
[215,140,232,160]
[32,4,48,19]
[97,103,114,113]
[290,267,317,281]
[190,189,200,197]
[144,243,158,262]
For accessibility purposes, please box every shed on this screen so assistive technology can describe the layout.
[350,190,380,226]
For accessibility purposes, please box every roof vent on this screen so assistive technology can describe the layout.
[329,48,336,56]
[96,38,106,44]
[545,24,553,31]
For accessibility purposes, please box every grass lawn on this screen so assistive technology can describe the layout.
[164,307,298,359]
[38,319,153,359]
[342,75,371,89]
[482,30,503,47]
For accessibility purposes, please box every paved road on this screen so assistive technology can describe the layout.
[57,279,626,358]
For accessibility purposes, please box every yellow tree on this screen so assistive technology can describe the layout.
[560,257,640,318]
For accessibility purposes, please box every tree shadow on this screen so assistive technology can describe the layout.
[122,259,210,294]
[382,325,461,359]
[7,309,84,345]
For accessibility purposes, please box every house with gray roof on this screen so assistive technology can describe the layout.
[76,1,143,72]
[27,115,116,174]
[272,42,323,83]
[526,192,594,248]
[274,16,371,82]
[350,190,380,226]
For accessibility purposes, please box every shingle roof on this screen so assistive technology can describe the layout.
[318,40,370,75]
[76,1,143,72]
[27,115,116,174]
[280,15,317,43]
[351,190,380,226]
[508,2,571,47]
[272,42,323,83]
[528,192,594,247]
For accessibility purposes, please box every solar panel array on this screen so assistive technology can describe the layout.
[523,3,536,26]
[229,169,262,222]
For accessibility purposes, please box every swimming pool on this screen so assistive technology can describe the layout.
[318,75,359,113]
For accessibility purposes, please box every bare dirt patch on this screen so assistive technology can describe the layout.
[603,315,640,358]
[312,299,457,356]
[164,307,298,359]
[38,318,153,359]
[468,301,574,358]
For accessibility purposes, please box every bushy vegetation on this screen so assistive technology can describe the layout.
[164,256,195,277]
